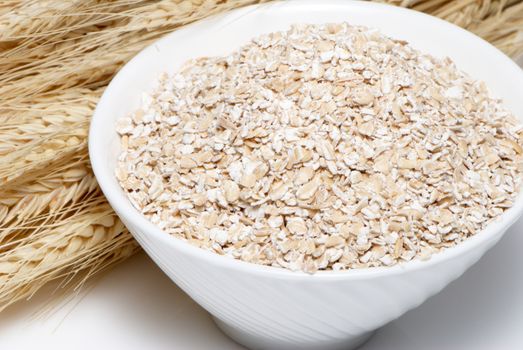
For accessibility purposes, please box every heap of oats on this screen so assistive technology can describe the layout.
[116,23,523,273]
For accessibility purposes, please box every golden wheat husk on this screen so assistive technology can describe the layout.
[1,0,522,312]
[0,0,266,312]
[380,0,523,57]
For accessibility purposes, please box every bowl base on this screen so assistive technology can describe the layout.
[213,317,375,350]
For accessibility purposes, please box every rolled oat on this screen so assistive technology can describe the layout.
[116,23,523,273]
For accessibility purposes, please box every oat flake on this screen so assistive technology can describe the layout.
[116,23,523,273]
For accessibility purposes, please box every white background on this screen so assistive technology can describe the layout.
[1,31,522,350]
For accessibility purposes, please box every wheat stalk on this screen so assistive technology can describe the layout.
[380,0,523,56]
[0,89,97,189]
[0,0,263,103]
[0,210,137,311]
[0,151,139,313]
[0,0,522,312]
[0,0,266,311]
[0,149,135,309]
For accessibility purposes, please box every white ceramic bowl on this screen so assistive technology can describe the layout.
[89,1,523,349]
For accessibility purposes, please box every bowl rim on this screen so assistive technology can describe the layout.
[89,0,523,281]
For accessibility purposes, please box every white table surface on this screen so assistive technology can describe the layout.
[1,48,522,350]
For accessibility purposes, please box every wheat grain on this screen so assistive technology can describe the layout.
[0,89,97,186]
[0,214,137,311]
